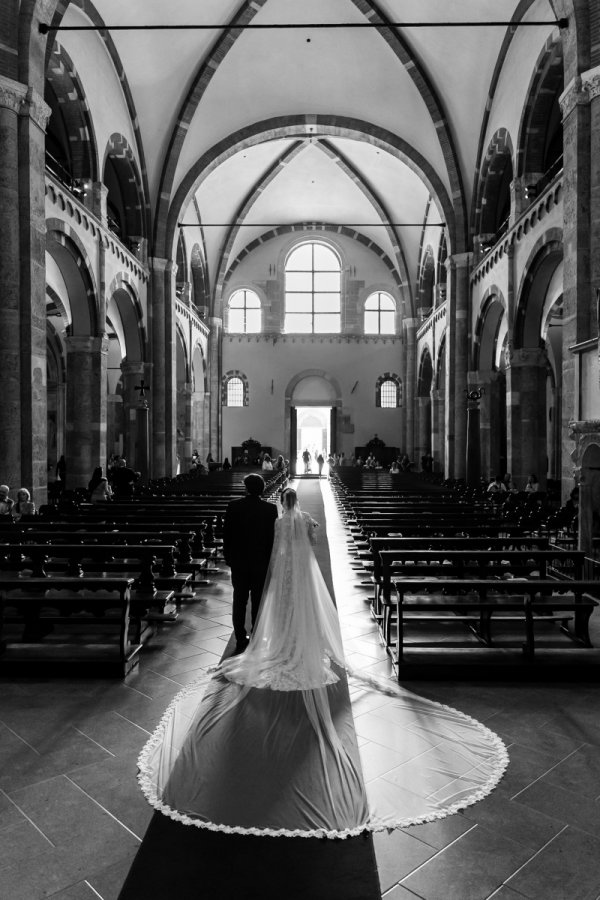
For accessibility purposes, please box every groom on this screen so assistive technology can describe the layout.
[223,473,278,653]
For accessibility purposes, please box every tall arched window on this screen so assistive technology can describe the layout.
[376,373,402,408]
[364,292,396,334]
[228,289,261,333]
[285,242,341,333]
[226,377,244,407]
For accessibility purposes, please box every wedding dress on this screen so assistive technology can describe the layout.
[138,501,508,839]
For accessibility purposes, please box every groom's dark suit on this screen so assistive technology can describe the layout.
[223,493,278,647]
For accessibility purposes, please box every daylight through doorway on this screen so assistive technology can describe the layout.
[296,406,331,475]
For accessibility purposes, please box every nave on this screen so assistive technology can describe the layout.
[0,481,599,898]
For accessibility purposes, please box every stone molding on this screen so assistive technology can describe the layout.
[24,87,51,131]
[120,361,145,377]
[175,298,209,337]
[149,257,169,273]
[558,73,596,118]
[504,344,548,368]
[448,252,472,270]
[0,75,27,114]
[568,421,600,476]
[224,332,400,345]
[65,335,109,354]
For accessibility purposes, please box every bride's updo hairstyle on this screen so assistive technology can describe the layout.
[281,488,298,510]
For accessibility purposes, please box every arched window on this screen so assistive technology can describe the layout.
[284,242,341,333]
[226,377,244,407]
[364,292,396,334]
[228,289,261,333]
[222,371,249,407]
[375,373,402,408]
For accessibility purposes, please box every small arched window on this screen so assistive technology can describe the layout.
[285,242,341,333]
[228,289,261,333]
[376,373,402,408]
[226,377,244,407]
[364,292,396,334]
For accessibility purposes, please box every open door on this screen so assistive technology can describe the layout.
[330,407,337,454]
[290,406,297,477]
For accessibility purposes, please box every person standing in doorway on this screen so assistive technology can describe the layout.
[223,473,278,654]
[316,451,325,478]
[302,448,311,474]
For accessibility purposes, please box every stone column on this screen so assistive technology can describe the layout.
[403,317,418,458]
[207,316,223,459]
[476,370,504,481]
[191,389,204,463]
[149,257,168,476]
[121,361,145,466]
[89,181,108,225]
[444,253,471,479]
[65,336,108,488]
[416,396,431,465]
[430,388,443,473]
[165,262,178,477]
[559,73,592,487]
[505,346,548,490]
[0,77,27,497]
[465,384,484,486]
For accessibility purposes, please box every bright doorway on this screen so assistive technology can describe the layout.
[296,406,331,474]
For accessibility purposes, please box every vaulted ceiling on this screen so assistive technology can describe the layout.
[56,0,558,298]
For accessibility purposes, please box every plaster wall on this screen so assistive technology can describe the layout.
[480,1,556,173]
[60,5,140,170]
[222,335,403,461]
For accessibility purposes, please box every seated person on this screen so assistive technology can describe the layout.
[524,473,539,493]
[390,459,401,474]
[487,474,507,493]
[400,454,412,471]
[222,457,232,470]
[88,467,113,503]
[12,487,36,519]
[0,485,14,516]
[110,458,138,498]
[262,454,274,471]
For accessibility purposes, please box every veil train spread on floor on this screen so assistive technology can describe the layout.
[138,500,508,839]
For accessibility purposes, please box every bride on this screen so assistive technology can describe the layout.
[138,488,508,838]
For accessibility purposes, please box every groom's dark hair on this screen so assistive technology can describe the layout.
[244,473,265,496]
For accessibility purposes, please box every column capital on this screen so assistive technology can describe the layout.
[65,335,109,354]
[23,86,51,131]
[447,252,472,270]
[418,396,431,407]
[0,75,27,115]
[559,74,595,119]
[504,345,548,368]
[120,361,145,377]
[149,257,169,273]
[402,317,420,331]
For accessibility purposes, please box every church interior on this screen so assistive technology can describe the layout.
[2,1,600,898]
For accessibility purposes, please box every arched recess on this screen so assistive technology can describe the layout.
[45,42,98,190]
[162,116,457,304]
[474,129,514,246]
[102,133,146,246]
[474,290,508,482]
[105,277,146,463]
[433,332,447,475]
[416,347,433,467]
[46,220,99,336]
[418,248,435,316]
[176,325,190,472]
[190,342,208,461]
[285,370,343,474]
[46,319,66,478]
[190,243,209,316]
[514,235,563,348]
[517,36,564,190]
[176,230,188,299]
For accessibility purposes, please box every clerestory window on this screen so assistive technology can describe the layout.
[364,292,396,334]
[228,289,261,333]
[284,242,341,333]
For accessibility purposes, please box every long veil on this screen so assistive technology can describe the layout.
[138,499,508,838]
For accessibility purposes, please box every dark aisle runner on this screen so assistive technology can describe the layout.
[118,480,381,900]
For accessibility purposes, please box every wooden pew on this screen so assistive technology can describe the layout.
[392,578,599,664]
[378,549,585,645]
[0,575,140,675]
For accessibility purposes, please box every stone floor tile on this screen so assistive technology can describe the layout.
[459,792,563,850]
[46,883,102,899]
[506,825,600,899]
[8,775,142,858]
[401,813,473,851]
[513,779,600,838]
[145,649,220,677]
[0,818,55,871]
[86,852,140,900]
[382,885,427,899]
[538,742,600,800]
[490,740,566,798]
[401,823,534,900]
[373,827,437,893]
